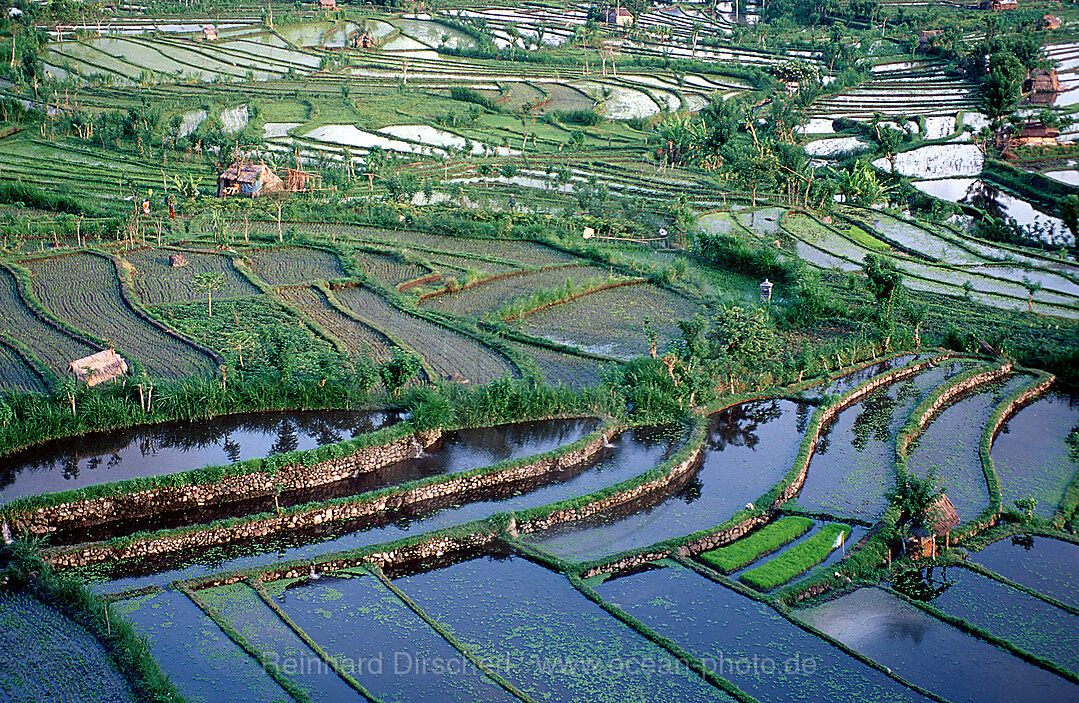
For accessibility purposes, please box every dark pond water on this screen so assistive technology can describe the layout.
[597,564,931,702]
[112,589,289,703]
[0,409,406,500]
[907,375,1033,519]
[397,555,732,702]
[991,390,1079,518]
[200,581,365,702]
[55,418,600,544]
[274,570,515,702]
[969,535,1079,609]
[903,565,1079,672]
[86,425,687,595]
[796,361,975,520]
[524,399,811,561]
[798,587,1078,703]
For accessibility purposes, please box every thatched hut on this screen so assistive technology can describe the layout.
[1025,68,1061,105]
[906,493,960,559]
[318,0,336,9]
[1013,123,1061,147]
[918,29,942,47]
[217,163,284,198]
[1041,14,1061,30]
[69,349,128,387]
[169,253,188,268]
[202,25,218,41]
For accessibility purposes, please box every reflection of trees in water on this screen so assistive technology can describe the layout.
[707,400,784,451]
[223,434,242,464]
[676,474,704,504]
[269,420,299,456]
[850,387,899,453]
[964,180,1008,221]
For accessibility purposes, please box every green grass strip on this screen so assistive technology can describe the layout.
[364,564,538,703]
[699,516,814,573]
[740,524,851,591]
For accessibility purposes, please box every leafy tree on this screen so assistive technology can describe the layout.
[887,469,943,533]
[380,349,422,394]
[863,253,903,350]
[192,271,227,317]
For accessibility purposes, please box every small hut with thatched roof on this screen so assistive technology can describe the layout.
[69,349,128,387]
[217,163,284,198]
[169,253,188,268]
[906,493,960,559]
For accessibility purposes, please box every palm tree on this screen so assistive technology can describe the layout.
[1021,275,1042,313]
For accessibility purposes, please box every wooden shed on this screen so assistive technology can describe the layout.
[217,163,284,198]
[905,493,960,560]
[317,0,336,9]
[202,25,218,41]
[69,349,128,387]
[983,0,1017,10]
[607,7,633,26]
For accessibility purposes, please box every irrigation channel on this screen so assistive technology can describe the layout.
[7,356,1079,703]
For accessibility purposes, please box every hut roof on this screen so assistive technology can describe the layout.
[69,349,128,387]
[1019,123,1060,138]
[220,162,276,184]
[919,493,960,536]
[169,253,188,267]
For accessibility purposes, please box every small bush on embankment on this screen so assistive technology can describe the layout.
[699,516,814,573]
[741,523,851,590]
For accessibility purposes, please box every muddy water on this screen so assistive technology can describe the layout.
[599,565,931,702]
[797,587,1078,702]
[83,425,687,594]
[991,390,1079,518]
[47,418,599,544]
[0,410,406,499]
[524,399,811,560]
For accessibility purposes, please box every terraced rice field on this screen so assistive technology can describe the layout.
[0,266,98,379]
[504,339,614,388]
[353,250,430,287]
[123,248,260,305]
[515,282,704,359]
[277,285,395,362]
[245,246,346,286]
[421,265,611,317]
[0,592,134,703]
[0,342,45,393]
[333,285,517,383]
[24,252,217,378]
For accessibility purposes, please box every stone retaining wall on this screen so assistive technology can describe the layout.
[897,363,1013,455]
[187,530,498,591]
[45,426,619,570]
[12,429,443,536]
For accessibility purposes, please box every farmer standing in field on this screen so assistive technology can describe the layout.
[509,193,516,210]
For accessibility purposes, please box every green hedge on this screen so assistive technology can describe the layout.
[740,524,851,591]
[699,516,814,573]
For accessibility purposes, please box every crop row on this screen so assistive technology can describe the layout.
[123,248,261,306]
[244,245,347,287]
[0,266,98,379]
[332,285,517,384]
[421,265,610,318]
[26,252,218,379]
[515,283,705,360]
[277,285,395,363]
